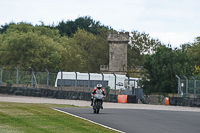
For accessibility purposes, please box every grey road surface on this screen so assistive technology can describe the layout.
[1,94,200,112]
[55,108,200,133]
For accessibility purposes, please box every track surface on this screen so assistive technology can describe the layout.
[55,108,200,133]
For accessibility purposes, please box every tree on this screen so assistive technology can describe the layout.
[185,36,200,78]
[127,31,162,77]
[128,31,162,67]
[0,23,83,72]
[0,23,13,34]
[141,45,195,95]
[58,37,84,71]
[187,37,200,65]
[72,28,109,72]
[130,31,161,54]
[55,16,109,37]
[5,22,60,39]
[0,31,61,71]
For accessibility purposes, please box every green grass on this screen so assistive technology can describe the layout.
[0,102,117,133]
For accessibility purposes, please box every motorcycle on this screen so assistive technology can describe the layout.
[92,94,104,114]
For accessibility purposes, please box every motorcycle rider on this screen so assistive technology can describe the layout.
[91,84,106,109]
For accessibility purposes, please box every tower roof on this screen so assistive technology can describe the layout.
[107,32,129,43]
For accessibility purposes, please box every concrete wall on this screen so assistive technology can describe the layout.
[0,86,119,103]
[169,97,200,107]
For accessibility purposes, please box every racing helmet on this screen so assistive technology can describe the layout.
[96,84,102,89]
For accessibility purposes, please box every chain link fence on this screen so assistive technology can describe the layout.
[176,75,200,98]
[0,68,136,95]
[0,69,57,89]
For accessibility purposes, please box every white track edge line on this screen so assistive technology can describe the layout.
[52,108,125,133]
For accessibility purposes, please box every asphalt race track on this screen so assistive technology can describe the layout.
[55,108,200,133]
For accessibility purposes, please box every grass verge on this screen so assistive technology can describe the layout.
[0,102,117,133]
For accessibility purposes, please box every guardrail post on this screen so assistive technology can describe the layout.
[133,79,136,95]
[14,67,18,88]
[87,72,90,92]
[184,76,188,97]
[113,73,116,95]
[191,76,196,98]
[29,67,34,88]
[0,67,2,86]
[100,71,104,81]
[45,68,49,89]
[59,70,63,92]
[175,75,181,97]
[74,70,77,91]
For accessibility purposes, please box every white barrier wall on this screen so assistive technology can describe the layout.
[55,72,139,90]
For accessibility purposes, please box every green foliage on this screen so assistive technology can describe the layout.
[141,45,195,95]
[0,23,86,72]
[0,23,12,34]
[128,31,161,67]
[72,28,109,72]
[105,86,110,95]
[55,16,110,37]
[127,31,161,77]
[0,21,109,73]
[197,94,200,98]
[187,37,200,78]
[5,80,13,87]
[0,26,61,71]
[1,16,198,84]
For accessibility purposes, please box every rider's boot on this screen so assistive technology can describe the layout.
[101,101,103,109]
[91,99,93,106]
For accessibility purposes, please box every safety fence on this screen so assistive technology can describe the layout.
[176,75,200,98]
[0,67,131,95]
[0,68,57,89]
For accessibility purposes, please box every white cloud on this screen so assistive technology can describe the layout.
[0,0,200,47]
[150,32,198,48]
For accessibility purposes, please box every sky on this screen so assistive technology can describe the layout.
[1,0,200,48]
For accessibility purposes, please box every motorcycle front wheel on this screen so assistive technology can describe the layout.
[93,109,96,113]
[96,102,101,114]
[93,101,97,113]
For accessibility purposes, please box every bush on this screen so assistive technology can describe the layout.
[196,94,200,98]
[105,86,110,95]
[5,80,13,87]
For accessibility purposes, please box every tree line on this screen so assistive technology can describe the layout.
[0,17,110,72]
[1,16,200,95]
[0,16,159,73]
